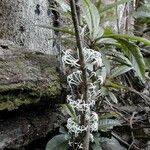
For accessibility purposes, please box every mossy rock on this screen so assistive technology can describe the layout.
[0,39,61,111]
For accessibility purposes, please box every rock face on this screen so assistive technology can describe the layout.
[0,39,64,149]
[0,105,65,149]
[0,39,61,111]
[0,0,54,54]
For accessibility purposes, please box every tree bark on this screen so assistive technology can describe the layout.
[0,0,54,54]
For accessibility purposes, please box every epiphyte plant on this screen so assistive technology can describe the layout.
[63,45,105,149]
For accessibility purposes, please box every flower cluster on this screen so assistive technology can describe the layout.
[62,47,104,148]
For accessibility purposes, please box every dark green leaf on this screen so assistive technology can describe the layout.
[99,112,119,119]
[101,51,111,75]
[110,65,132,78]
[81,0,103,39]
[118,39,145,82]
[46,134,69,150]
[102,34,150,46]
[91,143,102,150]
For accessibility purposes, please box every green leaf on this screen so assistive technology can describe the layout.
[101,86,109,96]
[108,91,118,104]
[81,0,103,39]
[46,134,69,150]
[62,104,77,121]
[118,39,145,82]
[110,65,132,78]
[101,51,111,75]
[144,58,150,70]
[91,143,102,150]
[99,119,121,131]
[106,81,126,89]
[101,34,150,46]
[99,112,119,119]
[100,34,146,81]
[108,51,132,66]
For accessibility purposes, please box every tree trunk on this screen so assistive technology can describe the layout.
[0,0,54,54]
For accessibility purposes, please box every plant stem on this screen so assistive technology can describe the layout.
[115,0,120,34]
[69,0,89,149]
[69,0,87,109]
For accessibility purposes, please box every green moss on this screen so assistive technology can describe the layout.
[0,95,33,111]
[0,79,61,111]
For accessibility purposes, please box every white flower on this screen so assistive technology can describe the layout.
[83,48,103,67]
[66,118,87,137]
[62,49,80,68]
[67,70,82,90]
[90,112,99,131]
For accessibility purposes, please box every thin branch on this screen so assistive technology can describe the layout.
[128,112,137,150]
[69,0,89,149]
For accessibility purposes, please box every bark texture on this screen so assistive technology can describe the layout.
[0,0,54,54]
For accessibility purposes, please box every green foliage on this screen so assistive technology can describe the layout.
[81,0,103,39]
[110,65,132,78]
[62,104,77,121]
[46,0,150,149]
[117,39,145,82]
[99,119,120,131]
[96,32,149,82]
[91,114,121,150]
[46,134,69,150]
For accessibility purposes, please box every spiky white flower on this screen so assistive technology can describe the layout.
[83,48,103,67]
[67,70,82,90]
[67,95,94,112]
[62,49,80,68]
[66,118,87,137]
[90,112,99,131]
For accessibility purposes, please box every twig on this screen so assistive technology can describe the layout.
[112,132,140,150]
[127,87,150,106]
[128,112,137,150]
[112,132,130,148]
[104,100,130,123]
